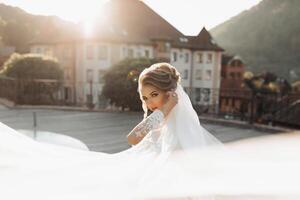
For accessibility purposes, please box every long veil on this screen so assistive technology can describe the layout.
[1,82,300,199]
[127,83,225,154]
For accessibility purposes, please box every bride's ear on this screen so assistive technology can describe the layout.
[166,91,171,98]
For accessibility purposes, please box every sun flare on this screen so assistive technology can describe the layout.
[83,19,96,38]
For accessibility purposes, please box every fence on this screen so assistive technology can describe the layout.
[0,77,65,105]
[1,77,299,128]
[191,88,300,128]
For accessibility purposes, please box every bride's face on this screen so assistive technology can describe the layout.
[140,84,168,112]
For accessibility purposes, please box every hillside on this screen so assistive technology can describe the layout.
[0,3,76,52]
[211,0,300,81]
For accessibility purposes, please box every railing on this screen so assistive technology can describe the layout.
[0,77,65,105]
[1,77,299,128]
[191,88,300,128]
[0,77,16,102]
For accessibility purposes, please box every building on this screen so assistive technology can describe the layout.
[219,54,249,116]
[30,42,77,105]
[30,0,224,108]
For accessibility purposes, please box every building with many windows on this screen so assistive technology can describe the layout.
[30,0,224,108]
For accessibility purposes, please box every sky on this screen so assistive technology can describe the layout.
[1,0,262,35]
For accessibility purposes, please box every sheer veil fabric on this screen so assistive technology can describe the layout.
[0,81,227,199]
[1,83,299,199]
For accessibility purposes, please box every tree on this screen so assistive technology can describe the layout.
[243,71,291,94]
[102,57,167,111]
[0,53,63,104]
[1,53,63,80]
[243,70,293,123]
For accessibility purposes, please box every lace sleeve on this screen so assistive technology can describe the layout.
[129,109,164,138]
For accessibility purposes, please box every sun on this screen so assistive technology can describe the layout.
[71,1,108,38]
[24,0,109,37]
[83,18,96,38]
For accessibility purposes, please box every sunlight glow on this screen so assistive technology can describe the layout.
[1,0,262,35]
[83,19,96,38]
[0,0,108,23]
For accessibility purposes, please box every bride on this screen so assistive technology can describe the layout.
[126,62,222,149]
[1,63,299,200]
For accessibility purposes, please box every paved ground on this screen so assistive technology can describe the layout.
[0,105,277,153]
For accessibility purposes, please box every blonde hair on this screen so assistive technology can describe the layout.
[138,63,181,118]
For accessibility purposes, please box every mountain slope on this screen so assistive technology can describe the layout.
[0,3,76,52]
[211,0,300,81]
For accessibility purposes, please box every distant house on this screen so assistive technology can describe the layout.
[219,54,250,116]
[29,0,224,108]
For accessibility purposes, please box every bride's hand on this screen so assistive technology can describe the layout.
[159,89,178,117]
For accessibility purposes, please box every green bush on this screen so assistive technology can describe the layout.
[1,53,63,80]
[0,53,63,104]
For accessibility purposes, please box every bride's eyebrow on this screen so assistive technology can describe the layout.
[150,91,158,95]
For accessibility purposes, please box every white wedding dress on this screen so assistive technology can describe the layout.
[1,84,300,200]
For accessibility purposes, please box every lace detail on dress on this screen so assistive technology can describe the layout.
[130,109,164,138]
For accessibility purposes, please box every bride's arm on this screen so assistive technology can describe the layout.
[127,90,178,145]
[127,109,164,145]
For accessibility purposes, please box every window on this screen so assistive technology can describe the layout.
[232,60,241,67]
[183,69,188,79]
[225,98,229,106]
[179,37,188,43]
[145,50,150,58]
[86,45,94,59]
[195,69,202,80]
[207,53,213,63]
[221,71,226,79]
[205,70,212,80]
[128,48,134,58]
[172,52,177,62]
[98,45,108,60]
[228,99,232,106]
[230,72,235,79]
[165,42,171,52]
[202,88,210,102]
[86,69,94,82]
[197,53,203,63]
[64,87,70,100]
[122,47,127,57]
[195,88,201,102]
[64,68,71,80]
[185,52,189,63]
[157,42,165,52]
[98,70,106,84]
